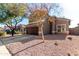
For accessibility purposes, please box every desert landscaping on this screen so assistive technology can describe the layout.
[0,34,79,56]
[0,3,79,56]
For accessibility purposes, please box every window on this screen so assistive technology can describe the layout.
[57,24,66,33]
[57,26,61,32]
[62,25,65,32]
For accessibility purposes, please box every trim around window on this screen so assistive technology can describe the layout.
[56,24,66,33]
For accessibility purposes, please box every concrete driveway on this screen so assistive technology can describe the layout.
[0,40,11,56]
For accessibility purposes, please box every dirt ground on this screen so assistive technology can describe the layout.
[1,34,79,56]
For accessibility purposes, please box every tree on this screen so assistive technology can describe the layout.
[25,3,63,42]
[26,3,63,22]
[0,3,26,36]
[29,9,48,22]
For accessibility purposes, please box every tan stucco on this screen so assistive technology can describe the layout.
[25,16,70,35]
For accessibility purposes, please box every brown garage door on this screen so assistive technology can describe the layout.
[26,26,39,35]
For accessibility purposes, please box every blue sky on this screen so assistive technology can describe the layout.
[19,18,29,25]
[0,18,29,28]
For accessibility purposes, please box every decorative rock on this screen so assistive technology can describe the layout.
[54,42,58,46]
[68,37,72,40]
[67,53,71,56]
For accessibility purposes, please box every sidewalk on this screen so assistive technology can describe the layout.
[0,40,11,56]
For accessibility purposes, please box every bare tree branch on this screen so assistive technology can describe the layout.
[26,3,63,18]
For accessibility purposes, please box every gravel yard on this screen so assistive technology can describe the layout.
[1,34,79,56]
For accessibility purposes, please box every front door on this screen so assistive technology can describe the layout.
[49,22,52,34]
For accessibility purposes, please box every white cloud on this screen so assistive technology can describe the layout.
[60,1,79,28]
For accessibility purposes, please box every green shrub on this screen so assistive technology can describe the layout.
[5,30,11,34]
[15,31,21,34]
[0,32,6,36]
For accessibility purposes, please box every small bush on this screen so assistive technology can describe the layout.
[0,32,6,36]
[5,30,11,34]
[15,31,21,34]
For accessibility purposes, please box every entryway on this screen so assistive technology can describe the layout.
[49,22,52,34]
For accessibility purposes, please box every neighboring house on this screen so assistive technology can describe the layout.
[4,24,26,34]
[69,24,79,35]
[4,26,10,31]
[24,16,70,35]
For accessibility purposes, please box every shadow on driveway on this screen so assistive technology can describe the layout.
[0,34,67,46]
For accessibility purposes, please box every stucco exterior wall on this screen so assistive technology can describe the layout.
[43,19,50,35]
[42,17,70,35]
[55,18,69,34]
[25,16,70,35]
